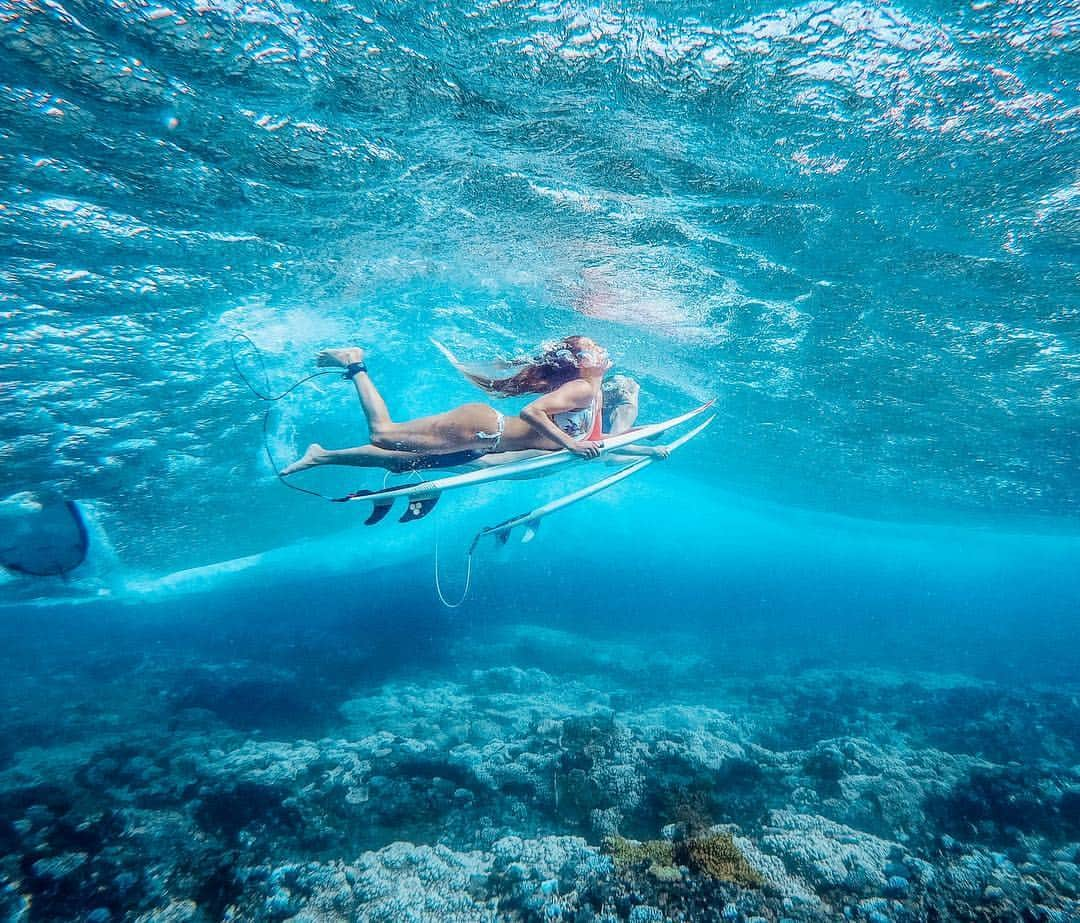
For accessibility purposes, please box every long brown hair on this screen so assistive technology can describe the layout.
[464,336,606,397]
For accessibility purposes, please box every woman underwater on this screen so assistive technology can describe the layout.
[282,336,663,476]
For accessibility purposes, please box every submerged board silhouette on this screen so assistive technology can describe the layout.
[0,500,90,577]
[336,400,715,525]
[473,411,715,549]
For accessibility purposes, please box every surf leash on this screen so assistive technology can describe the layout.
[434,514,475,609]
[229,332,343,501]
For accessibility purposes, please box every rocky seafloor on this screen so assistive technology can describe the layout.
[0,619,1077,922]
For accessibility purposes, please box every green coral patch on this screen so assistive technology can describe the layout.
[603,832,762,888]
[602,836,675,869]
[677,833,764,887]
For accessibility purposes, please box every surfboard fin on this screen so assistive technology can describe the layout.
[399,494,440,523]
[343,490,395,526]
[365,501,394,526]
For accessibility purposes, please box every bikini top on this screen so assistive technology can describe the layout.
[552,396,603,441]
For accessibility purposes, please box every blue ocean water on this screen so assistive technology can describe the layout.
[1,0,1079,920]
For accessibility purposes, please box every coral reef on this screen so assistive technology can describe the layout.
[0,623,1077,921]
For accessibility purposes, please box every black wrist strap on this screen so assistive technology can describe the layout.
[343,361,367,380]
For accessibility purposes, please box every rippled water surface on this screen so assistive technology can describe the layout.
[1,0,1078,569]
[3,6,1080,922]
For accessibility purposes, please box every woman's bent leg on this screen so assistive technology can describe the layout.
[316,348,392,431]
[368,403,503,454]
[349,370,392,431]
[315,348,501,453]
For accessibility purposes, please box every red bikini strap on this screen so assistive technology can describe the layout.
[588,397,603,441]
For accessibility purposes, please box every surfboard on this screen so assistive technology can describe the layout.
[336,400,715,525]
[471,412,715,548]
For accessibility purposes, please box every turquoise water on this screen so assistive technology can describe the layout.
[1,1,1079,920]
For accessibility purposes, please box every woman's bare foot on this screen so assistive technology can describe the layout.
[316,347,365,369]
[280,443,326,476]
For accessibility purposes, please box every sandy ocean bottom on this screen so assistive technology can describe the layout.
[0,602,1077,923]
